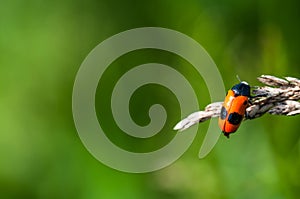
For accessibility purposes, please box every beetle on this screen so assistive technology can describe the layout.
[218,81,251,138]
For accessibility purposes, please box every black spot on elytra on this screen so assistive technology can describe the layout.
[227,112,243,125]
[220,106,227,120]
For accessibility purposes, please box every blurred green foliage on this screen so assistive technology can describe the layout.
[0,0,300,198]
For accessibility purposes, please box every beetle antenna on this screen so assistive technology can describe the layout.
[236,75,241,82]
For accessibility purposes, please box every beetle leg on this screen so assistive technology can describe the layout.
[248,92,268,105]
[250,93,268,98]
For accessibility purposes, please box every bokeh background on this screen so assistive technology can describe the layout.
[1,0,300,198]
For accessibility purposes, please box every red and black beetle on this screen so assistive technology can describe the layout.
[218,81,251,138]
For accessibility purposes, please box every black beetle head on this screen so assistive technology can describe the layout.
[231,81,250,97]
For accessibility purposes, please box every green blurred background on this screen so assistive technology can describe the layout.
[1,0,300,198]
